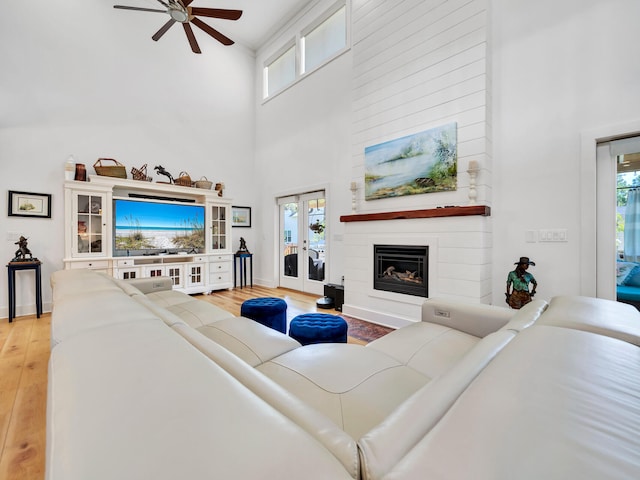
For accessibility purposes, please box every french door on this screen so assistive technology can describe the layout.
[278,191,326,295]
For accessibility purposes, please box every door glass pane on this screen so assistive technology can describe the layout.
[282,202,298,277]
[307,197,325,281]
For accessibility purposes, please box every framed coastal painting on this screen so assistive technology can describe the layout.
[8,191,52,218]
[364,122,458,200]
[232,206,251,227]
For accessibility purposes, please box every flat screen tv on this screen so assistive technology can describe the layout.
[113,198,205,256]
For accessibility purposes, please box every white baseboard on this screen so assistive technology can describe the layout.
[1,302,51,321]
[341,304,414,329]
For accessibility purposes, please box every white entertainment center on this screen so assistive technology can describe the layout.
[63,175,233,294]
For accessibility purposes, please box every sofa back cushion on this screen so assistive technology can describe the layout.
[421,298,517,337]
[374,326,640,480]
[170,323,360,478]
[538,295,640,346]
[47,320,355,480]
[358,330,516,480]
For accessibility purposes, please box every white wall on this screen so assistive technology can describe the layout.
[0,0,255,317]
[4,0,640,319]
[342,0,492,323]
[253,0,353,288]
[491,0,640,303]
[256,0,640,322]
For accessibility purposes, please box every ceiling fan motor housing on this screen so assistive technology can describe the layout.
[169,7,189,23]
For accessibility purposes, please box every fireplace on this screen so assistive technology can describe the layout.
[373,244,428,297]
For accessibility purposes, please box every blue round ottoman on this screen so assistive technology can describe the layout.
[289,313,348,345]
[240,297,287,333]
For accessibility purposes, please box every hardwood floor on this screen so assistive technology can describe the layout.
[0,285,373,480]
[0,313,49,480]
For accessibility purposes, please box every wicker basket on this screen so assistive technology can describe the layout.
[174,171,193,187]
[194,176,213,189]
[94,158,127,179]
[131,163,152,182]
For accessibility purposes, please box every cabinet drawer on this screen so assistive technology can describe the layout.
[209,254,231,262]
[116,258,136,267]
[69,260,110,270]
[209,261,230,273]
[209,271,231,285]
[193,256,208,263]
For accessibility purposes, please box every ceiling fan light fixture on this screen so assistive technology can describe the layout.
[169,7,189,22]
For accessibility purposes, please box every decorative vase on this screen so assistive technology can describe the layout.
[74,163,87,182]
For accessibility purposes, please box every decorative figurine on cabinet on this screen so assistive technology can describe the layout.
[11,236,37,262]
[237,237,250,254]
[154,165,174,184]
[505,256,537,309]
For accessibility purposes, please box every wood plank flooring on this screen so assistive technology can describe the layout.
[0,285,378,480]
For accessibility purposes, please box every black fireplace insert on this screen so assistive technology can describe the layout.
[373,244,428,297]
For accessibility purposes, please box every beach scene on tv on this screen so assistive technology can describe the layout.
[113,199,205,255]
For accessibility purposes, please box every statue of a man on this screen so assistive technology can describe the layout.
[506,257,537,309]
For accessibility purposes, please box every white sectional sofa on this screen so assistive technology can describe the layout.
[47,269,640,480]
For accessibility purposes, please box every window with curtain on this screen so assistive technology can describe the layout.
[613,136,640,261]
[624,187,640,262]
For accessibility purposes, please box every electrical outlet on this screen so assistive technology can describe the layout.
[7,232,20,242]
[435,309,450,318]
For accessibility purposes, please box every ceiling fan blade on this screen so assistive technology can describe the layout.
[113,5,167,13]
[189,8,242,21]
[152,19,176,41]
[182,23,202,54]
[181,0,195,6]
[191,17,234,46]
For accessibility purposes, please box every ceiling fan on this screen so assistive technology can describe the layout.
[114,0,243,54]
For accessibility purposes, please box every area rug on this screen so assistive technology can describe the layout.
[341,315,394,343]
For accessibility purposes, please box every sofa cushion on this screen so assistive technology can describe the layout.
[144,290,235,327]
[366,322,480,379]
[257,344,428,439]
[359,330,516,480]
[375,326,640,480]
[50,289,161,347]
[617,261,640,285]
[196,317,301,366]
[616,284,640,301]
[47,320,355,480]
[498,298,548,332]
[170,323,360,478]
[537,295,640,346]
[421,298,516,337]
[51,269,122,303]
[624,264,640,287]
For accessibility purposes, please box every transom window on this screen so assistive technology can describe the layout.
[263,1,348,99]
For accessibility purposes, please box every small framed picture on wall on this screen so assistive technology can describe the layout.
[232,206,251,227]
[8,191,52,218]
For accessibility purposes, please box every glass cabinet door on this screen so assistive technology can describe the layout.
[210,204,228,251]
[74,193,106,256]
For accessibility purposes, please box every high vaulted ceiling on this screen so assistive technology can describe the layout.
[120,0,313,51]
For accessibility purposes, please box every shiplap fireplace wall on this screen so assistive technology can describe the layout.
[344,0,492,327]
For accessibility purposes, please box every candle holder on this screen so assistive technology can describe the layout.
[350,181,357,213]
[467,162,480,205]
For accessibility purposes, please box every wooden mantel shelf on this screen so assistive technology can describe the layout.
[340,205,490,222]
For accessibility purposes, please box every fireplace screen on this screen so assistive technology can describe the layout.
[374,245,428,297]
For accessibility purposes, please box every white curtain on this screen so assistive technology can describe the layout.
[625,188,640,262]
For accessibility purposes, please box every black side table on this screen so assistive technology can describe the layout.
[234,253,253,289]
[7,261,42,323]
